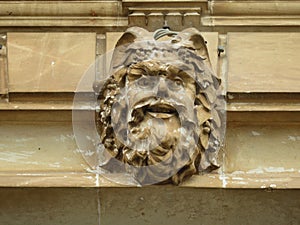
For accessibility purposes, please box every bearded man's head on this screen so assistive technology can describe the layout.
[94,27,225,185]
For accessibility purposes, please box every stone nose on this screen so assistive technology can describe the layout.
[157,78,169,98]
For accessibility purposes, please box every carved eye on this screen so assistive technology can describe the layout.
[168,77,184,91]
[136,76,156,89]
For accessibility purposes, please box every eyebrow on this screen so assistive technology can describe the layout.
[127,62,197,82]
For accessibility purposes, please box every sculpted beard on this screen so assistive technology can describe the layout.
[97,61,202,184]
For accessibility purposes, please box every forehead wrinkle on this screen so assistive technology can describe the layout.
[128,61,165,76]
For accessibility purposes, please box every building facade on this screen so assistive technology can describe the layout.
[0,1,299,224]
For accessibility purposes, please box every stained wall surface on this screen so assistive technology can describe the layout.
[0,187,300,225]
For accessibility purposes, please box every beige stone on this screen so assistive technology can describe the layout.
[0,1,121,17]
[0,35,7,95]
[7,32,96,92]
[0,57,7,94]
[0,17,128,28]
[210,1,300,15]
[105,32,123,75]
[227,32,300,92]
[225,124,300,173]
[0,122,87,172]
[0,110,299,188]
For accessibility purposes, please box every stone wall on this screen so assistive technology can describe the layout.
[0,1,299,224]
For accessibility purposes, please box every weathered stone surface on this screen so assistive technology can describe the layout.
[227,32,300,92]
[7,32,96,92]
[226,124,300,173]
[1,187,299,225]
[0,122,86,172]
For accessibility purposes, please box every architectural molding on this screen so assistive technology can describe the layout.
[0,16,128,27]
[202,16,300,27]
[1,171,299,189]
[0,1,122,17]
[209,1,300,16]
[0,1,300,27]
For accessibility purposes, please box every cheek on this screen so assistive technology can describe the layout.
[164,117,181,133]
[186,83,196,97]
[185,89,196,104]
[182,84,197,107]
[169,87,195,105]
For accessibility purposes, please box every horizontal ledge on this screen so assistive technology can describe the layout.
[0,110,73,122]
[210,1,300,16]
[122,0,207,12]
[0,101,76,111]
[128,7,201,12]
[1,111,300,124]
[123,0,206,2]
[227,92,300,112]
[123,0,206,4]
[1,102,300,112]
[2,92,300,112]
[0,1,121,17]
[202,16,300,26]
[0,16,128,27]
[227,103,300,112]
[184,172,300,189]
[0,92,94,111]
[227,111,300,124]
[227,92,300,101]
[0,172,299,189]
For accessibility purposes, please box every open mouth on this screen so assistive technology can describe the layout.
[146,103,177,118]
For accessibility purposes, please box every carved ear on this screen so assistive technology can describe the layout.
[115,32,136,48]
[180,28,212,66]
[110,32,137,71]
[189,34,210,63]
[116,27,149,47]
[110,27,150,71]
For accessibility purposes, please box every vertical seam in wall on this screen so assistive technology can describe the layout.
[217,33,228,191]
[208,0,214,15]
[97,187,101,225]
[0,33,9,100]
[217,33,228,95]
[96,33,107,81]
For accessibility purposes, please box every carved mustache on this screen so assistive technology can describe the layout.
[131,97,187,114]
[128,97,196,126]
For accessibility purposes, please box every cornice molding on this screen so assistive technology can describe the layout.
[0,16,128,27]
[0,1,300,27]
[124,0,300,28]
[209,1,300,16]
[202,16,300,27]
[0,1,127,28]
[0,1,123,17]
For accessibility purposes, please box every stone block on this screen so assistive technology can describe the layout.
[227,32,300,92]
[7,33,96,92]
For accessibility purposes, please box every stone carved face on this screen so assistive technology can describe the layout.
[95,27,224,185]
